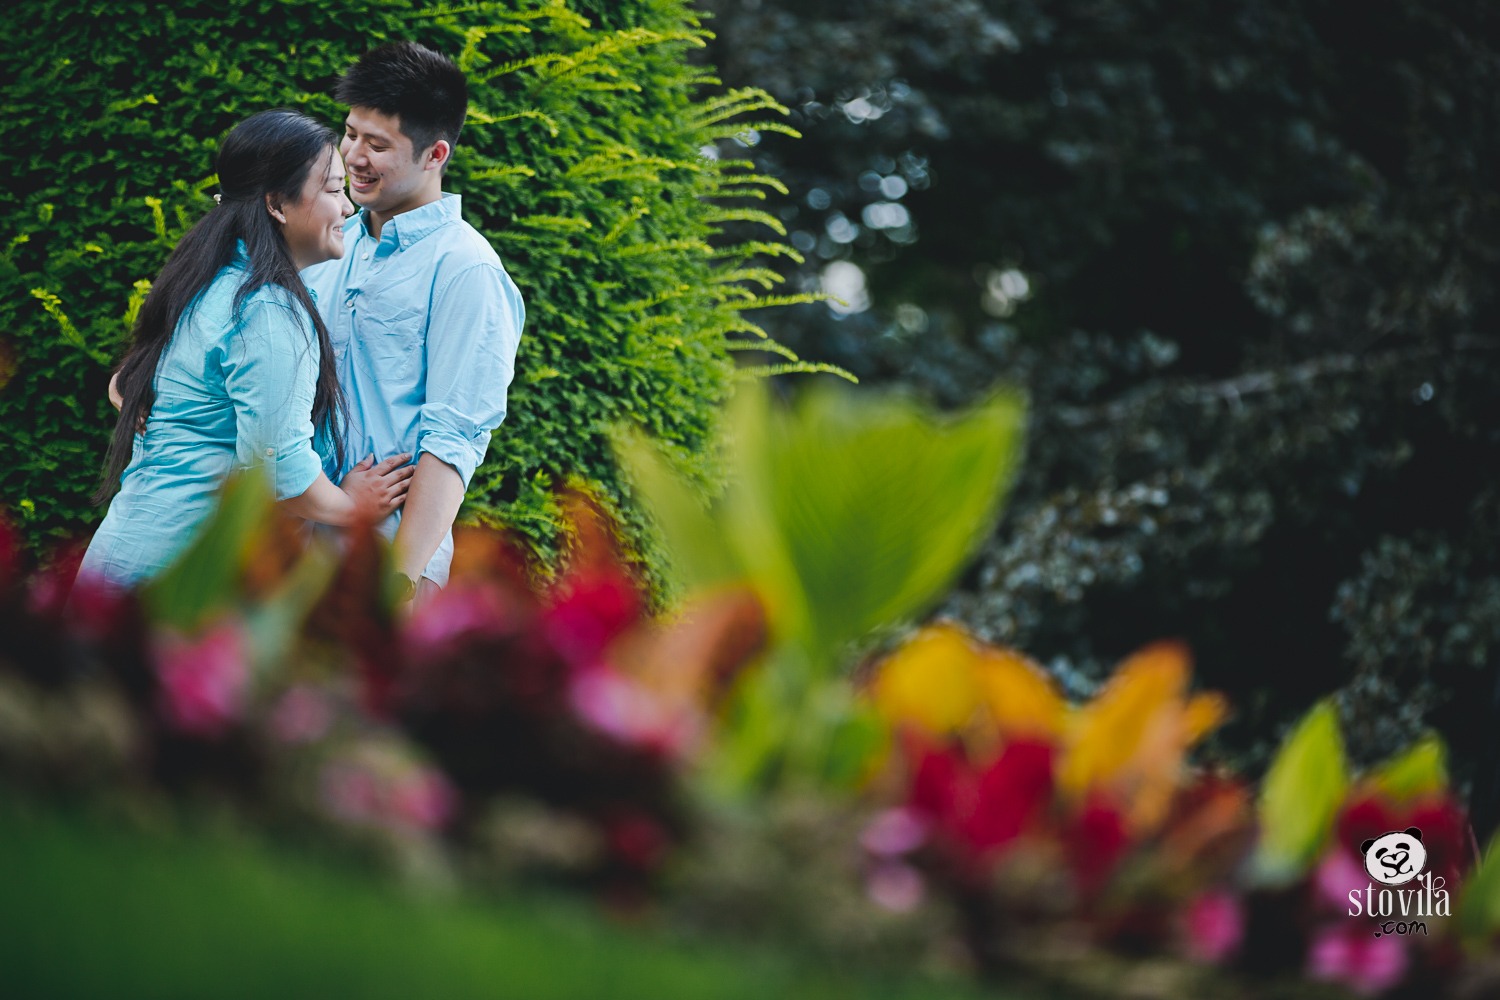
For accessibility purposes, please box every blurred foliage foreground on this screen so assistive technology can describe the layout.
[5,384,1500,999]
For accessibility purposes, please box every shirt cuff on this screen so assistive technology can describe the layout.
[260,444,324,501]
[414,426,491,489]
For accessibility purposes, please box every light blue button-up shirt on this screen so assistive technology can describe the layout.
[81,245,328,587]
[302,194,524,585]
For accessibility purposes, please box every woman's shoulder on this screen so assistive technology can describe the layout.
[233,281,317,339]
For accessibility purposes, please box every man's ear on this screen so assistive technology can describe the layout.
[424,139,452,172]
[264,193,287,224]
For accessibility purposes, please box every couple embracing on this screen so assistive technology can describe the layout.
[81,42,524,607]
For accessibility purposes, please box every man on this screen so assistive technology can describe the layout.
[303,41,525,605]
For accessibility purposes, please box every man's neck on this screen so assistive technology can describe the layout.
[365,189,444,241]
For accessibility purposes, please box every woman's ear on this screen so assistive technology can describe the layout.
[264,193,287,225]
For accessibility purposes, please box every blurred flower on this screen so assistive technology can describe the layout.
[1063,793,1131,895]
[390,768,457,830]
[1336,792,1469,890]
[269,685,333,745]
[318,747,457,834]
[1315,848,1370,912]
[1058,641,1226,836]
[1307,922,1409,995]
[151,621,249,738]
[908,737,1054,862]
[867,859,927,913]
[1179,890,1245,964]
[581,587,768,757]
[603,809,669,871]
[861,806,929,857]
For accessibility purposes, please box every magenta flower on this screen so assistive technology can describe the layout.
[152,621,249,738]
[568,666,699,756]
[1179,890,1244,964]
[1307,923,1408,996]
[269,685,333,745]
[390,768,457,830]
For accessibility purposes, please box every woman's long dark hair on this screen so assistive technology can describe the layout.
[95,109,347,503]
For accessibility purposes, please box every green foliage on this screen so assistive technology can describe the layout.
[1252,700,1349,886]
[0,0,826,570]
[0,803,990,1000]
[619,381,1024,791]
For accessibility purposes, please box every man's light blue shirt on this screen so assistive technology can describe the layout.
[302,194,524,585]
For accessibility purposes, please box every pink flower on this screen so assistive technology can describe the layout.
[861,807,930,857]
[568,667,697,756]
[1315,849,1370,911]
[404,582,518,653]
[269,685,333,745]
[390,769,457,831]
[867,860,927,913]
[153,622,249,738]
[1307,923,1408,996]
[1180,890,1244,964]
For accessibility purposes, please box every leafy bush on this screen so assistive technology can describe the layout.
[0,0,824,566]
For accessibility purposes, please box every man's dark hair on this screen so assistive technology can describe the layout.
[335,41,468,157]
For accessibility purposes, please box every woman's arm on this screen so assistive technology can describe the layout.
[279,453,414,526]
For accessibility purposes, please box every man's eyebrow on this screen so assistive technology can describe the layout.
[346,123,396,145]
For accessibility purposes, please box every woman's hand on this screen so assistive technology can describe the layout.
[340,452,415,522]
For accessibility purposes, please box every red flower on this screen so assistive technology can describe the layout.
[543,568,643,672]
[1336,793,1470,889]
[908,738,1055,861]
[1063,793,1132,895]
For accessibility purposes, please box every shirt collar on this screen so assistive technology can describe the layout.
[356,193,462,251]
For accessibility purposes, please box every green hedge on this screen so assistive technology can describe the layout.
[0,0,818,565]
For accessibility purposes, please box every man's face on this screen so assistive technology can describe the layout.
[341,106,436,218]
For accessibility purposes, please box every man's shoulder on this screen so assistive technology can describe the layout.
[428,215,504,269]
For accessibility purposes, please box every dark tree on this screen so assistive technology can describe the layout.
[699,0,1500,804]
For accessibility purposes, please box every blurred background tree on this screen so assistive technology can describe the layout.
[697,0,1500,797]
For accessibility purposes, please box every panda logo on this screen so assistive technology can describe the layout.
[1360,827,1427,886]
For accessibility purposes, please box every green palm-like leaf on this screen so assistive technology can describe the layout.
[1253,699,1350,885]
[730,383,1024,670]
[143,467,274,632]
[1458,829,1500,949]
[1367,734,1449,803]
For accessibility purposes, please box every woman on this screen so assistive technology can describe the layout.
[81,109,413,588]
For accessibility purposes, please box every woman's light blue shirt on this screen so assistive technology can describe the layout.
[80,247,328,588]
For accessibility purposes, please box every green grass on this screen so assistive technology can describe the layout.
[0,800,1002,1000]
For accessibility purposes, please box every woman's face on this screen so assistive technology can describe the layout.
[281,147,355,270]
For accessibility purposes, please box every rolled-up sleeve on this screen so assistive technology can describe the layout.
[416,262,524,488]
[222,294,324,500]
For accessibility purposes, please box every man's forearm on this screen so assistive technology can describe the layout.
[393,452,466,581]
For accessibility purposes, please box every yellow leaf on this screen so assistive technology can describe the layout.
[1060,641,1191,798]
[972,644,1067,740]
[1184,692,1229,746]
[870,623,983,736]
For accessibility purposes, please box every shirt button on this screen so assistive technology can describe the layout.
[361,253,369,260]
[265,447,276,457]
